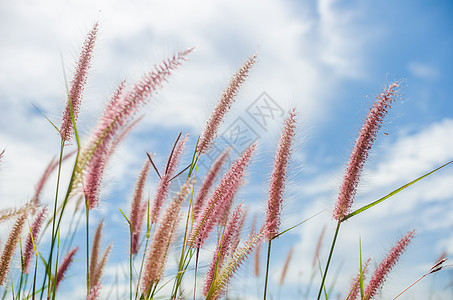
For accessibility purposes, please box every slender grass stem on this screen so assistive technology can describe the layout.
[32,257,38,300]
[42,139,65,299]
[135,223,153,300]
[86,204,90,297]
[263,240,272,300]
[171,151,199,298]
[129,226,133,300]
[316,221,341,300]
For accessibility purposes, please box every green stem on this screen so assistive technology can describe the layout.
[86,204,90,297]
[42,139,65,299]
[316,221,341,300]
[129,226,133,300]
[263,240,272,300]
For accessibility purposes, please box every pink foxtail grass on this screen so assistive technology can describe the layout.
[317,82,401,300]
[197,53,257,154]
[363,230,415,300]
[263,108,297,300]
[1,23,452,300]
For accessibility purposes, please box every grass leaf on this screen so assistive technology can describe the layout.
[341,160,452,222]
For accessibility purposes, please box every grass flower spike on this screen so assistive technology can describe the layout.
[55,247,79,290]
[22,207,47,274]
[130,159,151,255]
[364,229,415,300]
[206,229,266,299]
[0,213,27,285]
[204,204,245,296]
[264,108,297,240]
[75,49,193,200]
[188,143,256,249]
[141,179,192,295]
[60,22,98,142]
[150,134,188,223]
[193,149,230,220]
[334,82,399,220]
[197,53,257,154]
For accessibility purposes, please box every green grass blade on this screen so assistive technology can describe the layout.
[119,208,131,226]
[341,160,452,222]
[272,210,325,240]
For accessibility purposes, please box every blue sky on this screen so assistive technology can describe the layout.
[1,0,453,299]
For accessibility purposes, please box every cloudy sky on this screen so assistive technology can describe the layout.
[1,0,453,299]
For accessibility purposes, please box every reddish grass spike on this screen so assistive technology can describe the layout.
[333,83,399,221]
[0,202,35,224]
[150,134,189,223]
[264,108,297,240]
[87,282,101,300]
[207,229,266,299]
[188,143,256,249]
[141,180,192,295]
[75,49,193,198]
[91,243,112,289]
[204,205,245,296]
[279,247,294,286]
[0,213,27,285]
[347,258,371,300]
[130,159,151,255]
[55,247,79,290]
[83,154,106,209]
[22,207,47,274]
[230,207,247,255]
[83,117,144,210]
[364,229,415,300]
[197,53,257,154]
[89,221,104,288]
[193,149,229,220]
[60,22,99,142]
[32,151,75,205]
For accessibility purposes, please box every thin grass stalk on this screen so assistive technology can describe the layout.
[32,256,38,300]
[263,240,272,300]
[134,200,154,300]
[316,220,341,300]
[171,150,199,298]
[86,204,90,296]
[129,225,133,300]
[17,244,24,300]
[45,139,65,297]
[44,73,84,298]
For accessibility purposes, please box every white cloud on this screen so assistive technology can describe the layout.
[408,61,440,80]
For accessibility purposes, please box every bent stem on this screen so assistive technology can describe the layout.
[263,240,272,300]
[316,221,341,300]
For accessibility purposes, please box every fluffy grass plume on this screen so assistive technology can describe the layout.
[334,83,399,220]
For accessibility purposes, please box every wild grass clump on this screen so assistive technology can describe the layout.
[0,23,451,300]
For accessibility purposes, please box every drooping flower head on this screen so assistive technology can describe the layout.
[197,53,257,154]
[334,83,399,221]
[60,22,98,142]
[75,49,192,206]
[264,108,297,240]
